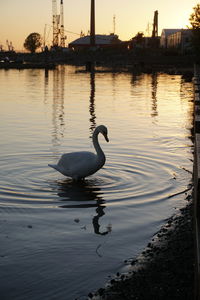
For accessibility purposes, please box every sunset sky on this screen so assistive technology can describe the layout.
[0,0,199,51]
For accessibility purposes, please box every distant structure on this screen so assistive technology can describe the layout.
[69,34,123,51]
[112,15,116,35]
[60,0,65,47]
[90,0,95,46]
[52,0,59,47]
[52,0,66,48]
[6,40,14,52]
[107,15,116,36]
[161,29,193,53]
[160,29,180,48]
[152,10,158,38]
[150,10,160,47]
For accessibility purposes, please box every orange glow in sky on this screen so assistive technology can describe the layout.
[0,0,199,51]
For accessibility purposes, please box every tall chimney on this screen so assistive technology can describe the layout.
[90,0,95,46]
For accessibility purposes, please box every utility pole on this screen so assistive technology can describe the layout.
[113,15,116,35]
[90,0,95,46]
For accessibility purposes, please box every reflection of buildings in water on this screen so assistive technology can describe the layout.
[130,73,138,87]
[52,66,65,147]
[54,179,112,235]
[151,73,158,118]
[89,71,96,134]
[180,79,193,133]
[180,79,193,102]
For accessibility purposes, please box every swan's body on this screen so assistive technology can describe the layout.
[48,125,109,180]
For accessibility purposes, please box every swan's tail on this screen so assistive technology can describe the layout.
[48,163,67,176]
[48,164,59,171]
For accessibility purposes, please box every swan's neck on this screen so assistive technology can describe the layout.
[93,131,105,162]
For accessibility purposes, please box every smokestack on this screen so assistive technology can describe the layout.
[90,0,95,46]
[152,10,158,38]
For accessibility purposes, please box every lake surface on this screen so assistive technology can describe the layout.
[0,66,193,299]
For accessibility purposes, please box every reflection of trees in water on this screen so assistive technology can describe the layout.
[52,179,112,235]
[151,73,158,118]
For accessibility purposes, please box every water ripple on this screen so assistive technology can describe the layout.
[0,150,183,209]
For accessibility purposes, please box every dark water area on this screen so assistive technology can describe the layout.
[0,66,193,299]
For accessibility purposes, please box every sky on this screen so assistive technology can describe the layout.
[0,0,199,51]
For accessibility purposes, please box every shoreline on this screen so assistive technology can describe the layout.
[90,193,195,300]
[0,50,195,77]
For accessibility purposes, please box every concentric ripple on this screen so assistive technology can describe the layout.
[97,152,183,205]
[0,149,187,209]
[0,152,57,208]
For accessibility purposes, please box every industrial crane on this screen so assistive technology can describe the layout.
[52,0,66,48]
[60,0,65,47]
[6,40,14,52]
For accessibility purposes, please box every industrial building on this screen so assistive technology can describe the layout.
[160,29,193,53]
[160,29,182,48]
[167,29,193,53]
[68,34,122,51]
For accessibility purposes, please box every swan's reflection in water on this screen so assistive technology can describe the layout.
[93,206,112,235]
[53,179,112,235]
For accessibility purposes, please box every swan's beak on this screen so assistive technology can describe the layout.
[104,134,109,142]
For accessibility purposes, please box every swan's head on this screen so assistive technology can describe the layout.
[97,125,109,142]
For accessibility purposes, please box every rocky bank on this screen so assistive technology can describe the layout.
[89,193,195,300]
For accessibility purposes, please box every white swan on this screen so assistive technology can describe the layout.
[48,125,109,180]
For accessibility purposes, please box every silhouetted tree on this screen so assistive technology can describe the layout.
[24,32,41,53]
[189,4,200,55]
[133,32,144,45]
[190,4,200,29]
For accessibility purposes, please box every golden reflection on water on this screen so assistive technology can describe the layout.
[0,67,193,154]
[39,67,194,156]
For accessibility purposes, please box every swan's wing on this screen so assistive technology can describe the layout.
[59,152,96,166]
[57,151,97,176]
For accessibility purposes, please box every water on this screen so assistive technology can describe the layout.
[0,66,193,299]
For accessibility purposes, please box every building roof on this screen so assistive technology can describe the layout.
[69,34,121,46]
[161,29,181,37]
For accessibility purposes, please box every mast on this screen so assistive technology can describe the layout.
[60,0,65,47]
[113,15,116,35]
